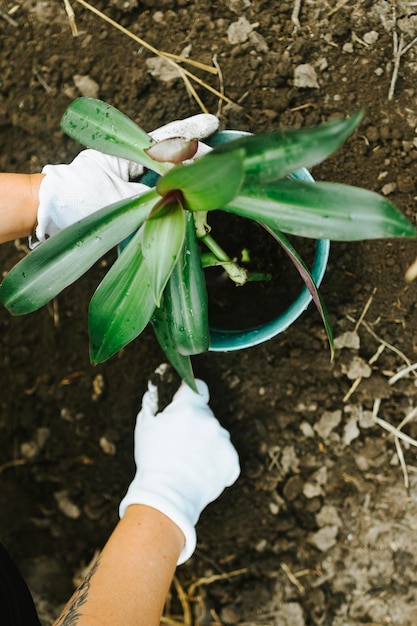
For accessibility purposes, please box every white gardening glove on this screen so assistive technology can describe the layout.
[119,376,240,565]
[34,113,219,244]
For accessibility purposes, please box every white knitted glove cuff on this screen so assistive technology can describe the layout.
[33,151,148,245]
[119,486,197,565]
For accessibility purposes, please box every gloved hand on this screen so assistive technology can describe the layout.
[119,375,240,565]
[34,113,219,244]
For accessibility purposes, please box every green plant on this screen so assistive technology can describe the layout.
[0,98,415,390]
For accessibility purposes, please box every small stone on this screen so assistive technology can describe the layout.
[299,421,315,438]
[316,505,342,528]
[227,17,255,44]
[343,416,360,445]
[275,603,305,626]
[92,374,105,401]
[146,57,181,82]
[359,411,375,429]
[381,182,397,196]
[20,427,50,460]
[99,436,116,456]
[255,538,268,552]
[334,330,360,350]
[303,482,322,499]
[153,11,165,23]
[293,64,319,88]
[345,356,372,380]
[73,74,99,98]
[20,441,39,460]
[363,30,379,45]
[269,502,279,515]
[314,410,342,439]
[309,525,338,551]
[281,445,299,474]
[54,490,81,519]
[355,454,369,471]
[316,57,328,71]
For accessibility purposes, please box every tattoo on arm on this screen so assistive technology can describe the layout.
[54,558,100,626]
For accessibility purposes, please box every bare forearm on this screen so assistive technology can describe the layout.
[0,173,44,243]
[52,505,184,626]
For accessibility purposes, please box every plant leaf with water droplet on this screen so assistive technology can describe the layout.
[209,111,364,185]
[89,227,155,364]
[162,212,209,355]
[61,97,170,175]
[0,190,158,315]
[156,150,245,211]
[224,180,416,240]
[151,300,198,392]
[142,200,186,306]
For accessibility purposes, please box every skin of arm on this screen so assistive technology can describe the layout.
[52,504,184,626]
[0,173,44,243]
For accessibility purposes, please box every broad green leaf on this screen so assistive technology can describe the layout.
[89,227,156,364]
[264,224,334,359]
[163,212,210,355]
[224,180,416,240]
[61,97,170,175]
[151,300,198,392]
[142,200,186,305]
[0,190,159,315]
[210,111,364,185]
[156,150,245,211]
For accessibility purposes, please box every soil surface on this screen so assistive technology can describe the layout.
[2,1,417,625]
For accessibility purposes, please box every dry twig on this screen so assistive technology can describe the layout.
[280,562,305,593]
[32,66,53,93]
[63,0,78,36]
[74,0,233,112]
[212,54,224,118]
[0,459,26,474]
[0,6,18,27]
[325,0,352,19]
[172,577,192,626]
[292,0,302,29]
[372,399,417,489]
[162,568,247,625]
[353,288,377,332]
[346,315,415,371]
[388,0,417,100]
[187,567,247,597]
[388,32,404,101]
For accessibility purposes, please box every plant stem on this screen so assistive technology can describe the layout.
[199,233,247,285]
[247,271,272,282]
[200,253,271,283]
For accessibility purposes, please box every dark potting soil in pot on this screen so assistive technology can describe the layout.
[204,211,317,330]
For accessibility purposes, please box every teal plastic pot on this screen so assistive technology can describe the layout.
[204,129,330,352]
[123,130,330,353]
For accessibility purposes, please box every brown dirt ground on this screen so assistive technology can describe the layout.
[2,1,417,624]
